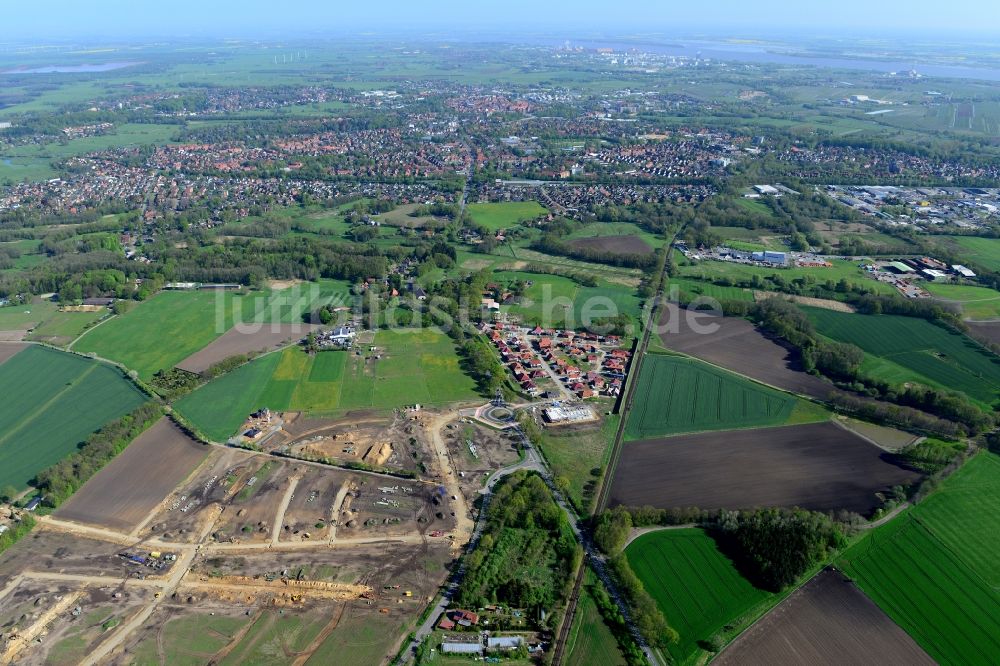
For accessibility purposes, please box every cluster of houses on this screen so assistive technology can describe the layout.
[482,322,628,399]
[436,608,538,657]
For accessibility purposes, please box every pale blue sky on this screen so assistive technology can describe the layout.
[3,0,998,39]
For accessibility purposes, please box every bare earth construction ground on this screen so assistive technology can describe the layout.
[715,569,934,666]
[176,323,321,374]
[55,418,209,532]
[1,424,460,664]
[609,422,921,515]
[660,311,833,400]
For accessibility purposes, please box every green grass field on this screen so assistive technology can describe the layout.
[0,346,147,491]
[565,221,663,249]
[925,282,1000,320]
[71,283,351,379]
[944,236,1000,272]
[668,278,755,303]
[467,201,548,230]
[627,529,773,665]
[26,309,106,345]
[495,270,643,330]
[0,298,59,332]
[536,415,618,515]
[679,257,897,295]
[177,328,479,440]
[625,354,805,440]
[129,613,248,665]
[253,279,353,324]
[806,307,1000,404]
[73,291,244,379]
[838,452,1000,665]
[566,571,628,666]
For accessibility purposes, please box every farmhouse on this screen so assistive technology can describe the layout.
[81,297,115,307]
[317,326,356,348]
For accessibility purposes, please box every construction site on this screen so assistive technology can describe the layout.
[244,411,435,477]
[0,411,468,665]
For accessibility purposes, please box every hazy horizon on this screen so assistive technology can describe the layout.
[4,0,1000,41]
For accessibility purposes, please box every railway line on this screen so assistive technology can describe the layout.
[552,224,684,666]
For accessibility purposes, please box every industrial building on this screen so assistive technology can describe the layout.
[751,250,788,266]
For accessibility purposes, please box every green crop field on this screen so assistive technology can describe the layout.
[177,327,479,440]
[627,529,773,665]
[806,308,1000,404]
[0,346,147,491]
[466,201,548,230]
[625,354,803,440]
[566,571,628,666]
[943,236,1000,272]
[838,452,1000,665]
[925,282,1000,320]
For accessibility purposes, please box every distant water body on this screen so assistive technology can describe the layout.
[569,39,1000,82]
[2,61,142,74]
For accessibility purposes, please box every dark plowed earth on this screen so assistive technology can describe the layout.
[609,422,920,516]
[176,323,322,374]
[56,417,209,531]
[967,321,1000,346]
[0,342,26,366]
[714,569,935,666]
[660,312,833,400]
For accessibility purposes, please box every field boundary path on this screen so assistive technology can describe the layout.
[66,311,117,350]
[552,224,686,666]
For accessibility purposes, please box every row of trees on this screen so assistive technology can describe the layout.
[751,298,992,436]
[33,403,165,506]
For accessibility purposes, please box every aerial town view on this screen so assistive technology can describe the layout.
[2,1,1000,664]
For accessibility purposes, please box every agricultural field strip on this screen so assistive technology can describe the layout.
[846,519,1000,662]
[714,569,935,666]
[838,453,1000,664]
[0,363,98,449]
[806,308,1000,402]
[626,529,772,664]
[0,345,148,490]
[610,421,921,515]
[625,354,798,440]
